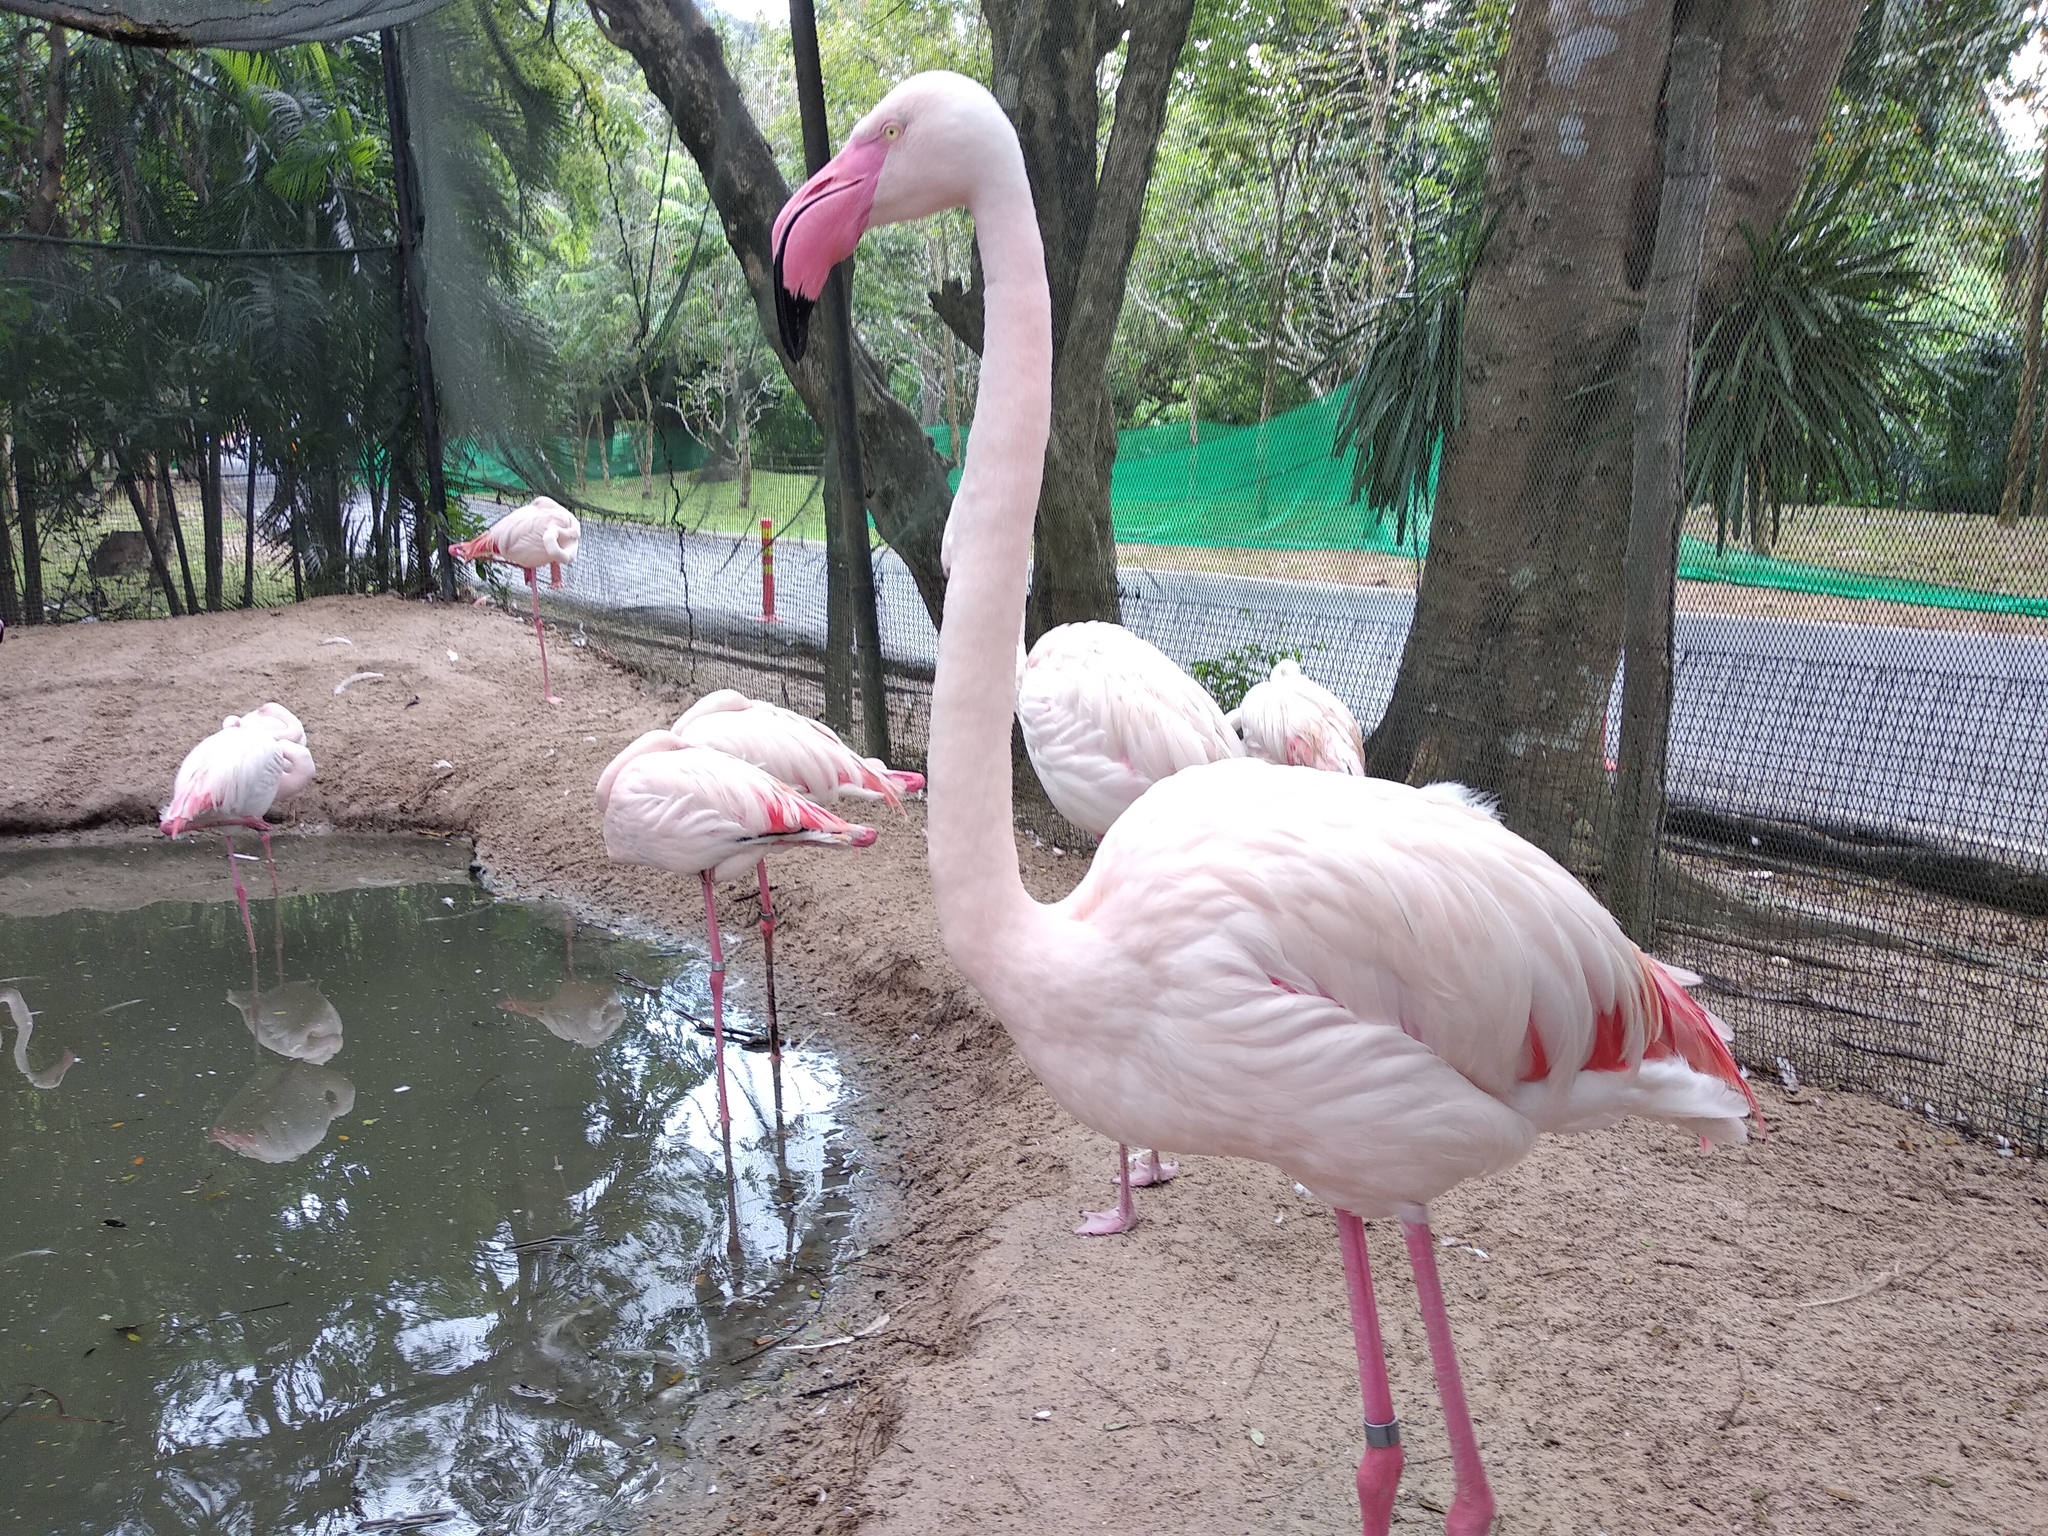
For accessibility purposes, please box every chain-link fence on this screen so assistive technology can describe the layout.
[8,5,2048,1153]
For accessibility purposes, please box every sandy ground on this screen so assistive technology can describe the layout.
[2,596,2043,1536]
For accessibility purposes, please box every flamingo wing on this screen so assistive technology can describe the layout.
[1018,622,1243,836]
[675,706,904,809]
[1074,762,1753,1162]
[162,727,291,833]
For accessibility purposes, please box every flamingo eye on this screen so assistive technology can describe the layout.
[881,122,902,141]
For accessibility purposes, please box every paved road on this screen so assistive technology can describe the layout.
[517,513,2048,864]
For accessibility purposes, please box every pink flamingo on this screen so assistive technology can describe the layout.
[448,495,581,704]
[775,72,1759,1536]
[672,688,923,1053]
[161,707,317,952]
[1228,657,1366,774]
[594,733,877,1128]
[1014,620,1241,1231]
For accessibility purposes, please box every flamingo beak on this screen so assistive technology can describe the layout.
[771,134,890,361]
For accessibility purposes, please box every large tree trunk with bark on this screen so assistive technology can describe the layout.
[984,0,1195,639]
[586,0,956,624]
[1363,0,1863,863]
[0,436,20,628]
[587,0,1190,638]
[14,457,44,624]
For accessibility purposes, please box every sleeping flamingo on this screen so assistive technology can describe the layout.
[449,495,581,704]
[1014,621,1242,1231]
[1228,657,1366,774]
[595,733,877,1129]
[161,707,317,952]
[672,689,923,1053]
[774,71,1758,1536]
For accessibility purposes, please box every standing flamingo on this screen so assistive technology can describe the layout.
[448,495,581,704]
[672,688,923,1054]
[594,733,877,1129]
[775,72,1758,1536]
[161,709,317,952]
[1228,657,1366,774]
[1013,621,1242,1231]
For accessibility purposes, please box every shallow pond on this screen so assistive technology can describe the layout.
[0,838,849,1535]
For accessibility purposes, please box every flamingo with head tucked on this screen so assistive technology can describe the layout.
[672,688,922,1054]
[774,71,1759,1536]
[595,732,877,1129]
[449,495,581,704]
[1228,656,1366,775]
[162,707,317,952]
[1013,620,1242,1231]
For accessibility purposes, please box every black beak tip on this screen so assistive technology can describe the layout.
[773,261,814,363]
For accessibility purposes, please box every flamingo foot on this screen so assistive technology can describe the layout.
[1126,1151,1178,1188]
[1074,1204,1141,1236]
[1077,1143,1141,1235]
[545,693,565,706]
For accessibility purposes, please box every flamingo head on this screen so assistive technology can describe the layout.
[773,71,1005,359]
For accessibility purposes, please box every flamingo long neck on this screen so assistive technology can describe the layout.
[925,134,1057,998]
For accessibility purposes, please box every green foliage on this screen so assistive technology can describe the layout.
[1331,208,1489,542]
[1189,636,1308,713]
[1687,160,1935,553]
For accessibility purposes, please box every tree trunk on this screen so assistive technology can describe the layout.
[14,457,44,624]
[822,432,853,730]
[587,0,957,624]
[1363,0,1863,862]
[202,434,225,611]
[157,458,200,615]
[0,434,21,628]
[23,23,67,246]
[118,463,184,616]
[2001,158,2048,527]
[244,445,258,606]
[1609,35,1720,945]
[985,0,1197,641]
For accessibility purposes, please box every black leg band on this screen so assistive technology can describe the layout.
[1364,1418,1401,1449]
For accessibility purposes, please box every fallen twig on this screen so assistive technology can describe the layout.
[1797,1247,1953,1309]
[773,1313,890,1352]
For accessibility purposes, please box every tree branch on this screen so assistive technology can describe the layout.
[1056,0,1194,386]
[582,0,951,619]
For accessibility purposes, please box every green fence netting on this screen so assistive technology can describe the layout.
[446,429,707,497]
[921,390,2048,616]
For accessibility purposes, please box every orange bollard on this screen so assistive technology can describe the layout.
[759,516,778,623]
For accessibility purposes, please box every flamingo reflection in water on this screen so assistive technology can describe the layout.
[2,987,77,1090]
[499,913,628,1049]
[210,896,353,1163]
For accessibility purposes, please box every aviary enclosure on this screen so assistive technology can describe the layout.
[2,0,2045,1531]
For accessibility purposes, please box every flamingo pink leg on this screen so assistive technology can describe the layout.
[1401,1215,1496,1536]
[1337,1211,1404,1535]
[222,834,256,954]
[1076,1143,1140,1235]
[258,827,281,904]
[528,568,562,706]
[755,859,781,1065]
[699,872,732,1131]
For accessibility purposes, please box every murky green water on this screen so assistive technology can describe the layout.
[0,851,848,1535]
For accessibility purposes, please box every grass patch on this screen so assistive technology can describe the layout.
[572,469,833,543]
[1682,504,2048,598]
